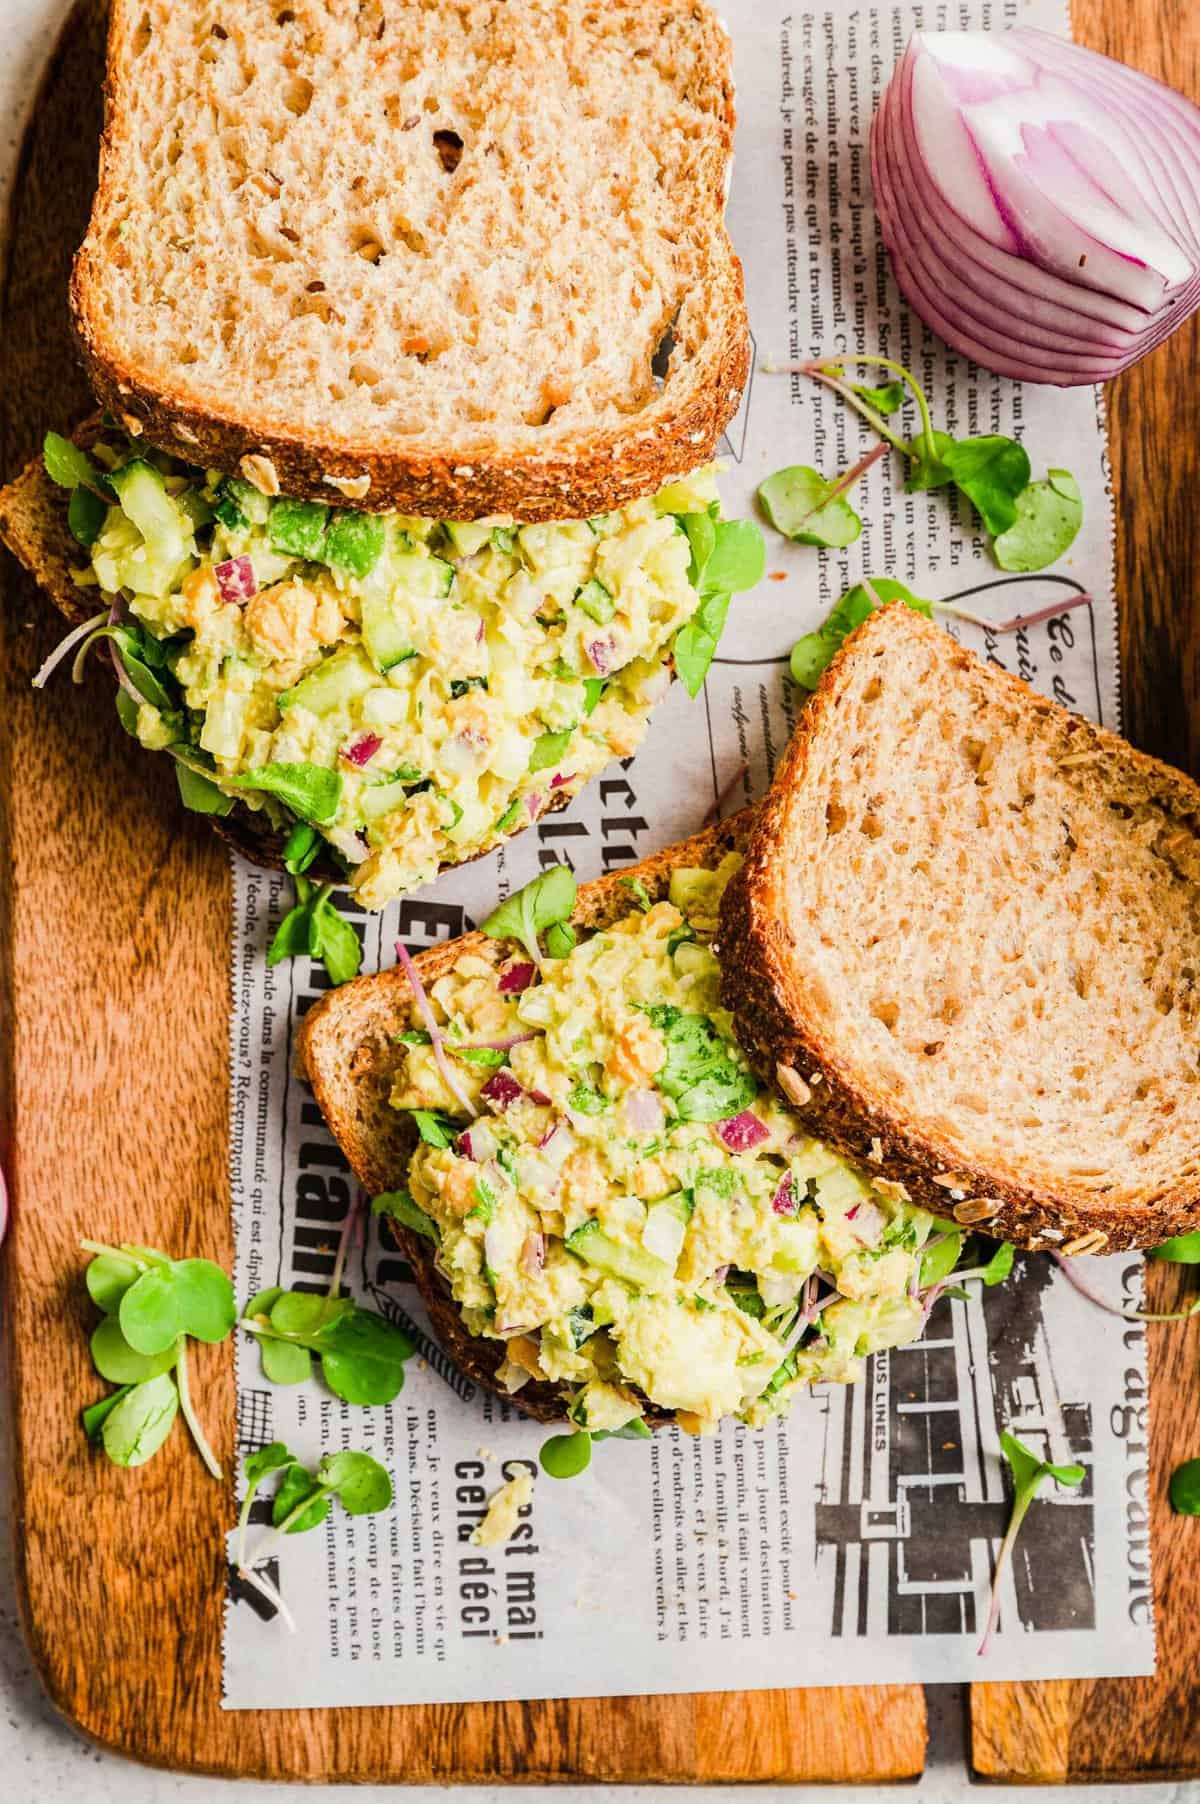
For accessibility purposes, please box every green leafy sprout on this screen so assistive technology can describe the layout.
[670,512,766,696]
[80,1240,236,1477]
[481,863,577,969]
[236,1441,392,1628]
[763,355,1082,573]
[978,1431,1085,1655]
[268,875,362,987]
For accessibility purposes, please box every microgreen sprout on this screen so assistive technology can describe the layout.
[236,1441,393,1627]
[268,876,362,987]
[764,355,1082,572]
[1051,1250,1200,1322]
[481,864,578,969]
[978,1432,1085,1655]
[80,1240,235,1477]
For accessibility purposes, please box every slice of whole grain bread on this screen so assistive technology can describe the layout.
[71,0,748,520]
[720,605,1200,1253]
[297,811,755,1424]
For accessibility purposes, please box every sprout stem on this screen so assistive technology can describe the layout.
[31,607,110,690]
[235,1562,298,1634]
[1051,1251,1200,1322]
[977,1491,1033,1656]
[174,1336,223,1480]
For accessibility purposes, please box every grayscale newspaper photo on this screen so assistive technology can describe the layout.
[222,0,1151,1710]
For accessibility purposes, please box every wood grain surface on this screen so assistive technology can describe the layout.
[969,0,1200,1780]
[0,2,927,1783]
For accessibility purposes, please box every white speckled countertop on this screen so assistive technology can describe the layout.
[0,2,1197,1798]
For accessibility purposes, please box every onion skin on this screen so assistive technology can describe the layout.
[872,28,1200,386]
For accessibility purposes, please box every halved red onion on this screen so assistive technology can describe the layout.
[872,28,1200,385]
[715,1111,770,1153]
[342,732,381,768]
[586,637,615,675]
[214,554,256,604]
[848,1199,886,1247]
[549,771,576,790]
[498,962,536,995]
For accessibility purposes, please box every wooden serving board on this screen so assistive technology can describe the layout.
[0,1,925,1783]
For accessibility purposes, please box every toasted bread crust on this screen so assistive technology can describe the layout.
[70,0,750,520]
[720,606,1200,1254]
[298,812,755,1422]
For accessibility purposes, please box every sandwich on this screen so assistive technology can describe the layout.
[0,0,758,906]
[299,607,1200,1435]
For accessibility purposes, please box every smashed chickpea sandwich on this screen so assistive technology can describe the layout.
[376,856,950,1434]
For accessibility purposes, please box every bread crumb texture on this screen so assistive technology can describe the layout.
[726,609,1200,1231]
[77,0,739,467]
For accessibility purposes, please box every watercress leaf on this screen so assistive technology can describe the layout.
[68,484,108,547]
[757,465,862,548]
[677,511,717,587]
[82,1385,134,1443]
[544,920,577,959]
[482,865,577,962]
[268,1291,355,1341]
[311,896,362,987]
[540,1431,592,1478]
[852,379,906,414]
[172,1258,237,1343]
[789,579,933,690]
[86,1251,143,1314]
[582,677,605,716]
[620,876,653,911]
[262,1339,314,1385]
[176,762,234,816]
[90,1312,179,1384]
[1169,1458,1200,1515]
[118,1264,186,1356]
[941,435,1032,537]
[529,727,575,773]
[226,761,343,824]
[979,1240,1015,1287]
[649,1008,758,1123]
[454,1045,507,1069]
[704,519,766,593]
[673,590,731,697]
[410,1109,455,1148]
[43,430,109,493]
[920,1231,963,1288]
[244,1287,285,1319]
[245,1441,296,1486]
[1043,1456,1086,1487]
[316,1308,415,1406]
[372,1188,440,1243]
[101,1373,179,1467]
[674,1067,759,1122]
[1000,1429,1045,1497]
[905,427,957,492]
[282,821,321,875]
[992,468,1083,572]
[112,633,178,712]
[114,689,140,737]
[268,899,316,967]
[318,1449,394,1514]
[272,1462,331,1532]
[1153,1231,1200,1264]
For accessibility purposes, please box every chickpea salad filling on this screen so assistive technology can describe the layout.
[375,857,1014,1435]
[38,433,765,908]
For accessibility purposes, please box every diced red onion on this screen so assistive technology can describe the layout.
[214,554,256,604]
[526,793,541,820]
[342,732,381,768]
[586,637,615,675]
[539,1122,576,1169]
[715,1111,770,1153]
[498,961,537,994]
[480,1070,525,1111]
[872,29,1200,385]
[849,1200,886,1247]
[458,1031,537,1053]
[520,1231,545,1275]
[457,1120,497,1164]
[772,1172,798,1217]
[527,1087,551,1106]
[393,939,477,1118]
[623,1089,665,1135]
[549,771,576,790]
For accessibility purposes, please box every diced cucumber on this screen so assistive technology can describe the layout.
[362,590,418,672]
[269,497,329,559]
[565,1220,671,1292]
[108,460,191,597]
[279,646,377,716]
[393,551,454,598]
[575,577,614,623]
[326,509,385,577]
[443,520,493,557]
[214,475,270,528]
[359,772,421,821]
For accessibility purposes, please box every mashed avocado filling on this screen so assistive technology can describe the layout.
[49,433,761,908]
[377,856,999,1434]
